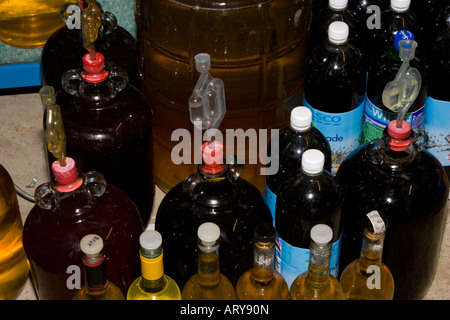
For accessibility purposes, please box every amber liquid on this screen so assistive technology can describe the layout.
[0,166,29,300]
[0,0,68,48]
[137,0,312,192]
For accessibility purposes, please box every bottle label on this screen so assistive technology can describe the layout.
[362,97,426,143]
[304,99,364,175]
[275,234,342,288]
[264,183,276,225]
[424,96,450,168]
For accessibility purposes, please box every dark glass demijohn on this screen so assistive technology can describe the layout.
[55,51,154,226]
[154,140,272,288]
[22,157,144,300]
[336,119,449,300]
[41,0,139,93]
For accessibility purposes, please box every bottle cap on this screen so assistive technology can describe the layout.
[310,224,333,244]
[290,106,312,131]
[80,234,103,255]
[328,21,349,45]
[329,0,348,10]
[302,149,325,174]
[254,223,276,243]
[394,30,414,51]
[140,230,163,251]
[52,157,83,192]
[198,222,220,246]
[82,52,109,83]
[201,141,224,174]
[391,0,410,12]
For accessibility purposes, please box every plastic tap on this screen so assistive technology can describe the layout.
[188,53,226,140]
[39,86,66,166]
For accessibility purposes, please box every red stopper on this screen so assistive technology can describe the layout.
[52,157,83,192]
[387,120,412,151]
[201,141,225,174]
[82,52,109,83]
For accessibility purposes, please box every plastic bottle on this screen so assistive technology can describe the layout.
[73,234,125,300]
[127,230,182,300]
[339,210,395,300]
[42,1,139,93]
[22,157,144,300]
[336,119,449,299]
[424,26,450,181]
[0,0,67,48]
[290,224,344,300]
[181,222,236,300]
[136,0,313,193]
[56,52,154,226]
[363,31,427,143]
[264,106,332,223]
[154,140,272,288]
[0,164,29,300]
[235,223,290,300]
[303,21,366,174]
[275,149,342,288]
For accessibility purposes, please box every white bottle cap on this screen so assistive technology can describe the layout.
[290,106,312,131]
[329,0,348,10]
[302,149,325,174]
[310,224,333,244]
[328,21,349,45]
[140,230,163,251]
[198,222,221,246]
[391,0,410,12]
[80,234,103,255]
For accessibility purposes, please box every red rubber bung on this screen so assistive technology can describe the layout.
[387,120,412,151]
[52,157,83,192]
[201,141,224,174]
[82,52,108,83]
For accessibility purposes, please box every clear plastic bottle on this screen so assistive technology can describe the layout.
[264,106,332,223]
[235,223,290,300]
[127,230,181,300]
[336,119,449,299]
[181,222,236,300]
[275,149,342,288]
[155,140,272,288]
[339,210,395,300]
[0,164,29,300]
[22,157,144,300]
[290,224,344,300]
[303,21,366,174]
[73,234,125,300]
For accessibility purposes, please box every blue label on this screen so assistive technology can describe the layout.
[275,234,342,288]
[264,183,276,226]
[304,99,364,175]
[362,97,426,143]
[424,96,450,168]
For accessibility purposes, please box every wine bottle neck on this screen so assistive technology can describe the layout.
[306,242,332,287]
[251,241,275,283]
[357,230,385,271]
[197,249,221,287]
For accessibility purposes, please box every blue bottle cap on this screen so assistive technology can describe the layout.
[394,30,415,51]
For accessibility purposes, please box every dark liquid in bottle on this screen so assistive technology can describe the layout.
[23,184,144,300]
[336,144,449,300]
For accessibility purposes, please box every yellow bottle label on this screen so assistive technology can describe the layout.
[141,253,164,280]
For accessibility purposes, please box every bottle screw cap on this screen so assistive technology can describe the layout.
[198,222,220,245]
[80,234,103,255]
[290,106,312,131]
[329,0,348,10]
[140,230,163,251]
[391,0,410,12]
[328,21,349,44]
[310,224,333,244]
[302,149,325,174]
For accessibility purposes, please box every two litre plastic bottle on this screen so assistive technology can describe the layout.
[127,230,181,300]
[264,106,331,224]
[22,157,144,300]
[0,164,29,300]
[290,224,344,300]
[275,149,342,288]
[181,222,236,300]
[339,210,395,300]
[235,223,290,300]
[303,21,366,174]
[73,234,125,300]
[336,120,449,299]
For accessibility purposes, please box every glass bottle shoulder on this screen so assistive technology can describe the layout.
[290,274,343,300]
[235,270,289,300]
[182,273,236,300]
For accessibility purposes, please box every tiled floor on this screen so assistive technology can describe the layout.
[1,91,449,300]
